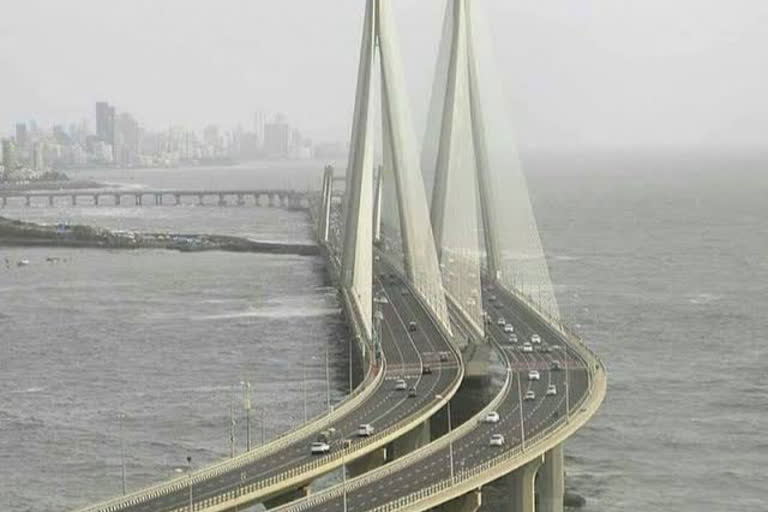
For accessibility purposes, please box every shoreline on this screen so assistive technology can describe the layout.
[0,216,319,256]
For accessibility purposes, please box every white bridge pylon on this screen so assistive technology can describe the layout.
[341,0,452,340]
[424,0,562,335]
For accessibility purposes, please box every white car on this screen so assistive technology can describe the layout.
[489,434,505,447]
[310,442,331,454]
[522,343,533,353]
[483,411,500,424]
[357,424,375,437]
[497,317,506,326]
[504,324,514,333]
[546,384,557,396]
[524,390,536,401]
[395,378,407,390]
[509,333,518,343]
[531,334,542,344]
[528,370,541,381]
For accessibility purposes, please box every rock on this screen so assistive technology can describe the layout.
[564,491,586,508]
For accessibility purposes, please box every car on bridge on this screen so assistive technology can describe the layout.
[489,434,505,447]
[310,441,331,455]
[531,333,542,344]
[528,370,541,381]
[357,424,375,437]
[551,361,562,371]
[504,324,515,333]
[408,321,418,332]
[408,387,417,398]
[509,333,518,343]
[546,384,557,396]
[496,317,506,326]
[522,343,533,353]
[395,378,407,390]
[483,411,500,424]
[422,365,432,375]
[524,390,536,401]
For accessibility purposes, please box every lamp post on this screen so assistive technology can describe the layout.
[447,399,455,482]
[517,371,526,451]
[118,413,127,495]
[325,345,331,414]
[303,360,308,423]
[241,381,252,451]
[186,456,193,511]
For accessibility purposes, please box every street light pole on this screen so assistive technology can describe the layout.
[303,360,308,423]
[261,406,266,446]
[325,346,331,413]
[230,386,236,458]
[243,381,252,451]
[186,456,193,512]
[517,372,526,451]
[119,413,127,495]
[447,400,454,482]
[565,348,571,423]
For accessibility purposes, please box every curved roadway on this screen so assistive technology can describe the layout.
[273,287,592,512]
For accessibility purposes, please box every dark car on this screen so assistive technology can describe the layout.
[422,365,432,375]
[408,321,417,332]
[408,387,417,398]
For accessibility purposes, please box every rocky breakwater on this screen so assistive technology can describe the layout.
[0,216,319,256]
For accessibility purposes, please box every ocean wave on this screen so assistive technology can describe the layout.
[192,307,340,321]
[687,292,723,304]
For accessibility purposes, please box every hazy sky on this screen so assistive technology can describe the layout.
[1,0,767,149]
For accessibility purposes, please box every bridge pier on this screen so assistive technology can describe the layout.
[93,194,99,206]
[49,195,54,207]
[154,193,162,206]
[262,485,310,509]
[435,488,482,512]
[25,195,31,207]
[114,194,121,206]
[174,194,181,206]
[537,444,565,512]
[388,421,430,461]
[2,196,6,207]
[197,193,205,206]
[237,194,245,206]
[218,193,226,206]
[134,194,142,206]
[269,195,276,208]
[500,455,543,512]
[346,447,387,478]
[71,194,77,206]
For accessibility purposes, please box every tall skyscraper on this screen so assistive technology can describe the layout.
[2,139,17,178]
[95,101,115,146]
[264,115,291,158]
[15,123,28,152]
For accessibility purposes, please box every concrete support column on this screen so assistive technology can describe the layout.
[1,196,6,207]
[174,194,181,206]
[262,485,310,509]
[49,195,54,207]
[218,194,226,206]
[436,488,482,512]
[135,194,142,206]
[94,194,99,206]
[346,447,387,478]
[25,195,31,207]
[388,421,430,461]
[501,456,543,512]
[197,194,204,206]
[537,444,564,512]
[71,195,77,206]
[114,194,121,206]
[237,194,245,206]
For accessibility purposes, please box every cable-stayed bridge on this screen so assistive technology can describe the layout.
[72,2,604,512]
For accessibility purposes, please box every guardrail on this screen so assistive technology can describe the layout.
[271,284,606,512]
[73,242,382,512]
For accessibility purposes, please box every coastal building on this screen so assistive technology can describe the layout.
[2,138,17,178]
[95,101,115,147]
[264,115,291,158]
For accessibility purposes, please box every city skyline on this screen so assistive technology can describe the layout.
[1,1,767,151]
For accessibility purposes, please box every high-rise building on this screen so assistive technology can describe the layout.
[253,111,266,149]
[264,115,291,158]
[95,101,115,146]
[2,139,17,179]
[15,123,28,152]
